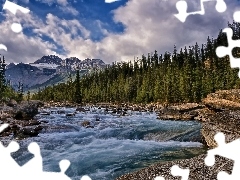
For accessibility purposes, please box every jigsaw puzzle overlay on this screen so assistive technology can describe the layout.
[154,1,240,179]
[0,123,92,179]
[0,0,117,51]
[174,0,227,22]
[2,0,240,179]
[216,11,240,78]
[175,0,240,78]
[0,0,30,51]
[0,0,120,179]
[154,165,190,180]
[205,132,240,180]
[105,0,119,3]
[3,0,30,33]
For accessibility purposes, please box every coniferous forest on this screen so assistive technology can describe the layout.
[32,21,240,104]
[0,56,16,102]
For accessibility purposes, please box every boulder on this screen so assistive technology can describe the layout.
[66,113,75,117]
[27,120,41,126]
[40,120,49,123]
[76,107,85,112]
[57,110,65,114]
[12,101,44,120]
[34,125,43,131]
[21,128,38,136]
[81,120,90,127]
[80,120,94,128]
[85,125,94,128]
[156,103,207,121]
[6,99,17,107]
[202,89,240,111]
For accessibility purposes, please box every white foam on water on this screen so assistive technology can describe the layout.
[12,107,204,180]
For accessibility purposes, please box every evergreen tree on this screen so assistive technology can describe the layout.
[74,69,82,104]
[27,91,30,103]
[32,20,240,104]
[0,56,6,101]
[16,82,23,103]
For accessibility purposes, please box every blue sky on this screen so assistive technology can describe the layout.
[0,0,240,63]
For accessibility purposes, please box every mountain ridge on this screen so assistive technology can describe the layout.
[6,55,107,92]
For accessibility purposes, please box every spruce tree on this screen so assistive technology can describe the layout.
[27,91,30,103]
[74,69,82,104]
[17,82,23,103]
[0,56,6,101]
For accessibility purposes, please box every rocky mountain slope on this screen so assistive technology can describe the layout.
[6,55,107,91]
[6,63,53,90]
[33,55,62,65]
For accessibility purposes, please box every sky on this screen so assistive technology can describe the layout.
[0,0,240,64]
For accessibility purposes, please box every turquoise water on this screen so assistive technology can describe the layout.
[9,107,206,180]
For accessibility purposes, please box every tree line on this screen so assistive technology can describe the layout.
[0,56,19,103]
[31,21,240,104]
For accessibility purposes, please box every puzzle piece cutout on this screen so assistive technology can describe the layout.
[0,123,9,132]
[215,11,240,78]
[0,124,92,180]
[0,44,7,51]
[0,0,30,51]
[0,138,21,179]
[174,0,227,22]
[105,0,119,3]
[154,165,189,180]
[20,142,43,177]
[205,132,240,180]
[3,0,30,33]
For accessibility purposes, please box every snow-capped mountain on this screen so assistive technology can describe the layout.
[6,55,107,91]
[33,55,62,65]
[30,55,106,71]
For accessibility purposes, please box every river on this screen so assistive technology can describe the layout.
[9,106,206,180]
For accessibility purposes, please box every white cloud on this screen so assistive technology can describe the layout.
[1,0,239,64]
[38,0,68,6]
[56,0,68,6]
[92,0,239,63]
[0,11,60,63]
[48,0,235,63]
[59,6,79,16]
[35,0,55,6]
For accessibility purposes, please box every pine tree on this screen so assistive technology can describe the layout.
[17,82,23,103]
[0,56,6,101]
[32,20,240,104]
[27,91,30,103]
[74,69,82,104]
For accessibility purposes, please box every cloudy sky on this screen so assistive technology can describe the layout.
[0,0,239,64]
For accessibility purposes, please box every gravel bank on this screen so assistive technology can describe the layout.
[116,154,233,180]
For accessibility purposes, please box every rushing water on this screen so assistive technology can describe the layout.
[8,107,206,180]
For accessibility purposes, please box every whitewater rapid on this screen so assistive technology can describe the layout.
[10,107,206,180]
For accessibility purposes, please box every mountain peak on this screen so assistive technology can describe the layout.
[34,55,62,65]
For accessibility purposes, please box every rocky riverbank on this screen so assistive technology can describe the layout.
[1,89,239,179]
[116,89,240,179]
[0,100,45,140]
[116,154,233,180]
[43,101,163,112]
[36,91,240,148]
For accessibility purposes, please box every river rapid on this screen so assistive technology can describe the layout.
[9,107,206,180]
